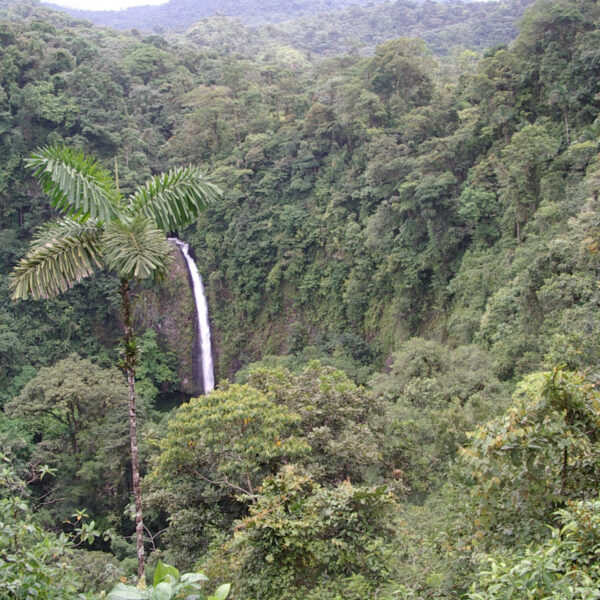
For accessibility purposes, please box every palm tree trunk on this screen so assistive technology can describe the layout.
[119,278,145,583]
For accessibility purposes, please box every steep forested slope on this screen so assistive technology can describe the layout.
[178,0,600,384]
[3,0,600,385]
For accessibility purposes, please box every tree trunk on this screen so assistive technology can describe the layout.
[561,446,568,496]
[119,279,145,583]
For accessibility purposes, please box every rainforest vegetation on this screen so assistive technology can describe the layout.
[2,0,600,597]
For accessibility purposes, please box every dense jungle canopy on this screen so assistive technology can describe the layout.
[2,0,600,597]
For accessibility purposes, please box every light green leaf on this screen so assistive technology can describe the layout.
[9,217,104,300]
[150,582,173,600]
[106,583,149,600]
[212,583,231,600]
[153,560,179,587]
[103,215,172,281]
[180,573,209,584]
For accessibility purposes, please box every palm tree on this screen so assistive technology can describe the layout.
[10,144,221,582]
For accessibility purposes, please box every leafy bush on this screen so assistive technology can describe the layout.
[145,383,309,566]
[108,560,230,600]
[458,368,600,549]
[0,454,82,599]
[205,466,397,600]
[245,361,385,485]
[468,501,600,600]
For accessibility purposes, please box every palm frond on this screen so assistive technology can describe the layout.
[26,145,121,222]
[103,215,172,281]
[130,166,221,232]
[10,218,104,300]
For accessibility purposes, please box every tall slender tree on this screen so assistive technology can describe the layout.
[548,83,574,145]
[10,145,221,582]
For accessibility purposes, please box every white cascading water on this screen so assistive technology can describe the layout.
[168,238,215,394]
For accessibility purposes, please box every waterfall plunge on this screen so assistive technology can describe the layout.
[168,238,215,394]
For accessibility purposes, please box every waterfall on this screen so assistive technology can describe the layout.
[168,238,215,394]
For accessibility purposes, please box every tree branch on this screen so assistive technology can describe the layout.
[188,468,256,500]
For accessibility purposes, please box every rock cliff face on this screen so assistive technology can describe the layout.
[134,246,199,395]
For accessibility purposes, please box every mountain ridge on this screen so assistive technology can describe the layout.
[44,0,390,30]
[38,0,536,58]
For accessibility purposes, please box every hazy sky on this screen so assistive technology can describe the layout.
[44,0,168,10]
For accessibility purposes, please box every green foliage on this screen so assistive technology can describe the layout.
[495,124,558,238]
[369,339,509,495]
[457,186,500,240]
[10,144,220,299]
[145,383,309,566]
[21,80,79,127]
[103,216,172,281]
[5,354,131,519]
[368,38,434,110]
[458,368,600,549]
[4,0,600,595]
[244,361,385,485]
[389,487,473,600]
[8,134,221,577]
[68,549,125,594]
[146,363,390,568]
[0,455,83,599]
[9,217,104,299]
[136,329,180,393]
[55,0,532,57]
[151,383,308,497]
[122,44,174,84]
[468,501,600,600]
[107,559,230,600]
[205,466,397,600]
[132,166,221,233]
[26,144,120,222]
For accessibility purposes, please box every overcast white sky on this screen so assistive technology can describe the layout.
[43,0,168,10]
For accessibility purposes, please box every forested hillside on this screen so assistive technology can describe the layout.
[2,0,600,597]
[44,0,534,57]
[45,0,389,29]
[265,0,535,55]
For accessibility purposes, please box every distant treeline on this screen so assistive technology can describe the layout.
[44,0,535,57]
[45,0,386,29]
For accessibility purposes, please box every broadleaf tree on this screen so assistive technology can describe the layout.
[9,144,221,581]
